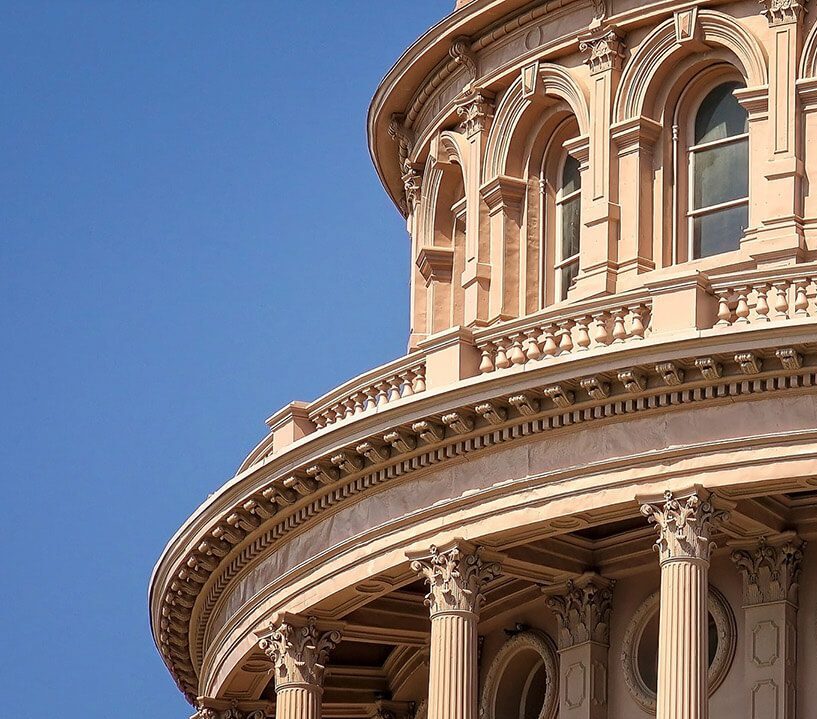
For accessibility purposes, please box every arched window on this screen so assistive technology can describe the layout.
[556,154,581,300]
[688,81,748,258]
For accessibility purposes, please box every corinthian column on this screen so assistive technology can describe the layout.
[258,615,342,719]
[409,541,500,719]
[731,533,805,719]
[546,573,613,719]
[639,489,729,719]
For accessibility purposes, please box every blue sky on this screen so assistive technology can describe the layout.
[0,2,447,715]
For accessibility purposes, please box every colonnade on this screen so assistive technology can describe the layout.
[251,489,804,719]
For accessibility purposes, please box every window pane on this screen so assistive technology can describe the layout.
[693,138,749,209]
[561,195,581,259]
[693,203,748,258]
[695,81,747,144]
[562,154,581,195]
[560,261,578,300]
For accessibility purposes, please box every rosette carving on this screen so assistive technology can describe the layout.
[546,574,613,649]
[411,543,500,616]
[259,617,342,688]
[731,535,805,605]
[640,489,729,562]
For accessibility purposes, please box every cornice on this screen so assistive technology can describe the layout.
[150,319,817,701]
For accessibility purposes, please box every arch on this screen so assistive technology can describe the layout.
[484,63,590,182]
[479,630,558,719]
[614,10,767,123]
[800,19,817,78]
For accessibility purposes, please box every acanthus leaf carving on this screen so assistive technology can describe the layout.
[546,574,614,649]
[258,616,342,688]
[192,700,266,719]
[759,0,808,26]
[640,489,729,562]
[456,92,494,137]
[410,543,500,616]
[731,535,805,606]
[579,29,625,74]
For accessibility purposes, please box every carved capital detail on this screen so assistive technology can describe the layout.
[192,700,266,719]
[401,160,422,214]
[579,29,625,74]
[410,543,500,616]
[546,574,614,649]
[258,617,341,688]
[759,0,808,25]
[456,92,494,137]
[731,535,805,606]
[640,489,729,562]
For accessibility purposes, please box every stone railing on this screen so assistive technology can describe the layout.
[473,293,652,374]
[710,268,817,327]
[308,357,427,430]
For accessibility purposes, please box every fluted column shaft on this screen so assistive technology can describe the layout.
[258,615,342,719]
[410,541,500,719]
[640,489,729,719]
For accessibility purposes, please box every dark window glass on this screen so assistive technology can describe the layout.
[561,195,581,259]
[562,154,581,194]
[693,204,748,258]
[694,81,747,144]
[693,140,749,209]
[560,262,578,300]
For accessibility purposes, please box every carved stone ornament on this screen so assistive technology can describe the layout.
[640,489,729,562]
[759,0,808,25]
[579,30,625,74]
[410,543,500,616]
[192,700,266,719]
[546,574,614,649]
[401,159,422,214]
[449,36,478,89]
[456,92,494,137]
[258,617,342,688]
[731,535,805,606]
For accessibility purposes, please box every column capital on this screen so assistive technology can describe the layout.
[258,614,342,689]
[579,27,625,74]
[401,160,422,215]
[456,91,495,138]
[731,533,806,606]
[409,540,500,616]
[192,699,268,719]
[760,0,808,26]
[639,488,731,563]
[545,572,614,649]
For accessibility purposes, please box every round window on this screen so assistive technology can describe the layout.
[622,587,736,713]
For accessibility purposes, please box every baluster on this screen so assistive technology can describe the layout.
[734,288,750,324]
[387,376,402,403]
[375,381,390,407]
[353,392,367,414]
[592,312,610,347]
[479,345,495,374]
[342,398,356,419]
[557,321,573,355]
[494,341,511,370]
[524,329,543,361]
[412,365,426,393]
[772,281,789,320]
[313,414,327,430]
[611,309,627,343]
[715,289,733,327]
[794,280,810,317]
[754,284,770,322]
[509,335,526,365]
[575,316,591,351]
[542,326,559,357]
[400,370,415,397]
[629,305,646,340]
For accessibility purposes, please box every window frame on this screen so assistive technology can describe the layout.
[554,150,582,301]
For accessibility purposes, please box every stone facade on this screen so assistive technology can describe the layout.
[151,2,817,719]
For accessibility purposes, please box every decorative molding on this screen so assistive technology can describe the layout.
[479,630,558,719]
[409,542,500,616]
[192,700,267,719]
[416,247,455,283]
[620,587,737,713]
[579,29,625,74]
[731,535,806,606]
[545,573,614,649]
[456,91,495,137]
[449,36,478,90]
[759,0,807,26]
[258,616,342,688]
[640,489,730,562]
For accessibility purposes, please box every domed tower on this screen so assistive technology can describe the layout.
[152,2,817,719]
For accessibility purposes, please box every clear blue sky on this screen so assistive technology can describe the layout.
[0,2,447,715]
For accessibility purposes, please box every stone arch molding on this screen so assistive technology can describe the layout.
[800,20,817,78]
[614,10,768,123]
[479,630,558,719]
[620,586,737,713]
[484,63,590,182]
[417,131,468,244]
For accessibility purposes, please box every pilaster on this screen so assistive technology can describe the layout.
[731,533,805,719]
[546,573,613,719]
[639,488,731,719]
[409,541,500,719]
[457,92,494,327]
[258,615,342,719]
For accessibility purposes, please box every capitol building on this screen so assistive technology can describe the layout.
[150,1,817,718]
